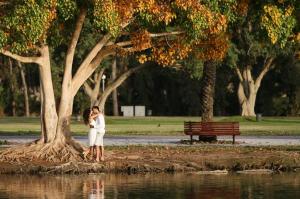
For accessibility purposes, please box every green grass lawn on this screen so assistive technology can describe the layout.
[0,116,299,136]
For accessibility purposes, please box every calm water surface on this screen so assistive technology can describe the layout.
[0,173,299,199]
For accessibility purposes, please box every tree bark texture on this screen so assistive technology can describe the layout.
[38,45,58,143]
[237,67,256,117]
[201,61,217,122]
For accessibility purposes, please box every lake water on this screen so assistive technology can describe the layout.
[0,173,299,199]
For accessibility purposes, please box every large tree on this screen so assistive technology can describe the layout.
[0,0,235,162]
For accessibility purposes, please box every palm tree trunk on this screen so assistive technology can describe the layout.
[201,61,217,122]
[200,61,217,141]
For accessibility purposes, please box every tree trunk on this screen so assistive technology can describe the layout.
[287,85,299,116]
[112,58,119,116]
[8,58,17,116]
[18,61,30,117]
[83,70,104,107]
[238,82,256,117]
[236,66,257,117]
[200,61,217,142]
[201,61,217,122]
[235,58,274,117]
[38,45,58,143]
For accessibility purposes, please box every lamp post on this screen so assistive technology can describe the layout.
[102,74,106,92]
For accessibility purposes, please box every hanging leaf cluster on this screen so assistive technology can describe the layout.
[261,4,296,47]
[0,0,57,53]
[195,35,229,61]
[130,30,152,51]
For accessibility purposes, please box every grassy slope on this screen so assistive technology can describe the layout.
[0,116,299,136]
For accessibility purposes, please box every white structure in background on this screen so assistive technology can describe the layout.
[121,106,134,117]
[134,106,145,116]
[121,106,146,117]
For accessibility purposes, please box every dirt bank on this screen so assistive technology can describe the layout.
[1,145,300,174]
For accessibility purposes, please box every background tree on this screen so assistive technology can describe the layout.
[17,61,30,117]
[227,0,298,116]
[0,55,31,116]
[111,58,119,116]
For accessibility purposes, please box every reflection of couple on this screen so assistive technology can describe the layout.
[83,106,105,162]
[88,179,105,199]
[83,178,105,199]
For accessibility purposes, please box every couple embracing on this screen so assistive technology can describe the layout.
[83,106,105,162]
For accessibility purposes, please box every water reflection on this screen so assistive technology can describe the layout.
[0,173,300,199]
[84,178,104,199]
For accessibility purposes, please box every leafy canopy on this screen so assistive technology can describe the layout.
[0,0,239,66]
[225,0,299,68]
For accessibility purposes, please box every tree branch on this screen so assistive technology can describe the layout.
[72,25,180,98]
[235,67,243,82]
[255,57,274,89]
[150,31,184,37]
[105,31,185,48]
[97,63,149,108]
[65,8,86,78]
[71,47,115,97]
[83,82,93,97]
[1,50,40,64]
[76,34,111,75]
[107,64,147,90]
[95,68,105,84]
[245,65,254,83]
[93,68,105,94]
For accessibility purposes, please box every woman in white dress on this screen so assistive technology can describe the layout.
[83,109,100,161]
[91,106,105,162]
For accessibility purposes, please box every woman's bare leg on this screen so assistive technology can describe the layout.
[96,146,100,162]
[93,146,97,159]
[90,146,95,160]
[100,146,104,161]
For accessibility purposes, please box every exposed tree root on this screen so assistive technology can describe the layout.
[44,161,105,174]
[0,139,86,163]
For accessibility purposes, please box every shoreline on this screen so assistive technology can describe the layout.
[1,145,300,175]
[2,135,300,147]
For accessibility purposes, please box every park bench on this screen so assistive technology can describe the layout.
[184,121,240,144]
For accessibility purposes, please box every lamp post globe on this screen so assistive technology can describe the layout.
[102,74,106,92]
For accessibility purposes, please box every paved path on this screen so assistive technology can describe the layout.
[1,135,300,146]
